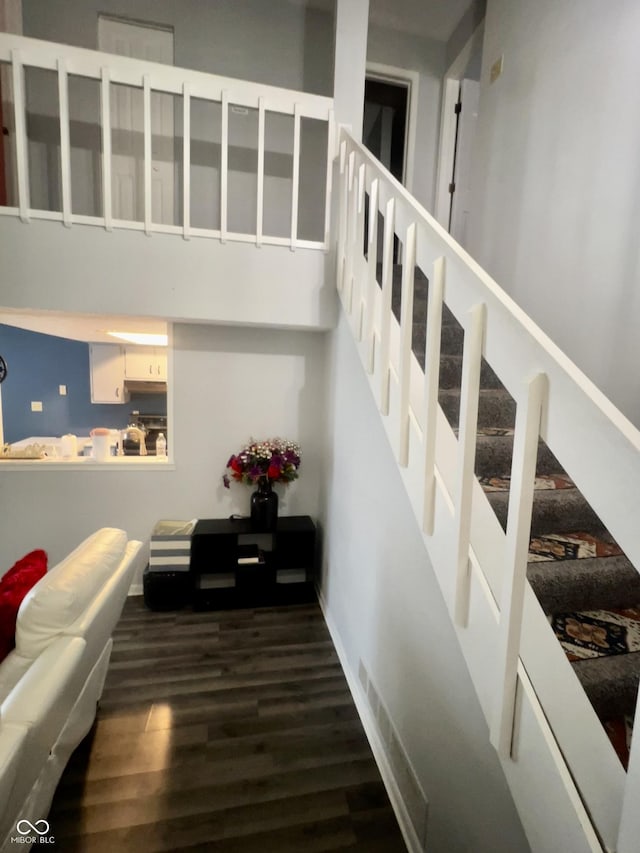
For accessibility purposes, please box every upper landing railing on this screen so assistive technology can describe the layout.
[0,34,334,250]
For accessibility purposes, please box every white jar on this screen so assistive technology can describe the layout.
[60,434,78,458]
[156,433,167,457]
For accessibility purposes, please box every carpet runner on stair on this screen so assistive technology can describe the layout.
[387,263,640,770]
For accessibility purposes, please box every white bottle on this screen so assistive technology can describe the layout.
[156,433,167,458]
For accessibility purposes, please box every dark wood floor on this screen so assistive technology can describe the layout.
[48,597,407,852]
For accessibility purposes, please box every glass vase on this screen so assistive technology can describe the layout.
[250,477,278,531]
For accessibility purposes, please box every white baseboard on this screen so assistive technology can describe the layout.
[317,589,426,853]
[128,584,143,596]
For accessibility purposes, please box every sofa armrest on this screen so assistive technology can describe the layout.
[1,635,86,735]
[0,636,85,848]
[0,721,28,830]
[61,540,143,658]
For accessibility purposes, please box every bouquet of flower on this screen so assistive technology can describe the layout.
[223,437,301,488]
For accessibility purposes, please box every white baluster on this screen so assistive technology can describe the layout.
[398,222,417,466]
[143,73,152,236]
[491,372,547,757]
[618,684,640,851]
[453,302,485,627]
[422,256,445,535]
[343,150,356,308]
[290,102,301,251]
[100,67,112,231]
[182,81,191,240]
[379,196,396,416]
[57,58,72,227]
[11,50,29,222]
[220,90,228,242]
[354,162,366,337]
[336,138,348,293]
[256,96,265,247]
[363,177,379,374]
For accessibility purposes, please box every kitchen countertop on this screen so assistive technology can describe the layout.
[2,436,170,468]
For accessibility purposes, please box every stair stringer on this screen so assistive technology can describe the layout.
[341,287,614,852]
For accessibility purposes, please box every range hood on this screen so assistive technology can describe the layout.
[124,379,168,395]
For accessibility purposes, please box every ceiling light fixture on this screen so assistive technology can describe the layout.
[106,331,168,346]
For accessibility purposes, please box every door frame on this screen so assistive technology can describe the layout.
[434,23,484,228]
[365,62,419,193]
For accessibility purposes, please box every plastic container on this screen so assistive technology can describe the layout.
[60,434,78,458]
[156,433,167,458]
[90,427,111,461]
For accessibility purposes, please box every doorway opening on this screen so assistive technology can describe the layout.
[363,78,407,184]
[363,65,418,264]
[363,63,418,191]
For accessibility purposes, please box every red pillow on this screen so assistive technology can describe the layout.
[0,550,48,662]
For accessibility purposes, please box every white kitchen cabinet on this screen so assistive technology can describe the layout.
[124,346,167,381]
[90,344,125,404]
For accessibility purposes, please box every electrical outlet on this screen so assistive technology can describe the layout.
[59,384,67,396]
[31,401,43,412]
[490,55,504,84]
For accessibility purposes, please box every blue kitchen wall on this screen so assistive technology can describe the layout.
[0,324,167,443]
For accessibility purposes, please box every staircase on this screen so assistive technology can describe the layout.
[338,129,640,853]
[404,270,640,768]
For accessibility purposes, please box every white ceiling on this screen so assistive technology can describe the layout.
[0,309,167,344]
[296,0,475,42]
[369,0,475,42]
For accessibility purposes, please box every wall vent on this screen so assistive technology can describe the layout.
[358,659,429,849]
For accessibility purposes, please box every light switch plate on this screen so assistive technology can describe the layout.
[31,401,43,412]
[59,384,67,396]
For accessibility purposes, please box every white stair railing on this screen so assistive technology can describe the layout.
[336,127,640,853]
[0,34,334,249]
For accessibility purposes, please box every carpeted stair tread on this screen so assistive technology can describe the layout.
[487,486,605,535]
[438,388,517,430]
[570,651,640,719]
[412,324,465,362]
[528,554,640,614]
[438,355,504,390]
[474,435,561,479]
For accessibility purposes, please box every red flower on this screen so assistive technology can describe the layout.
[267,463,280,480]
[230,457,242,473]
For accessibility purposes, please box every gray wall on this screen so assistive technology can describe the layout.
[366,24,445,213]
[0,217,337,331]
[20,0,333,238]
[320,313,530,852]
[22,0,334,93]
[468,0,640,427]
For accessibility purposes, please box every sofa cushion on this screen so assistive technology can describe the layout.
[15,528,127,660]
[0,550,47,662]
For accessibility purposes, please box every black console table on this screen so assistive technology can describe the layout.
[190,515,317,610]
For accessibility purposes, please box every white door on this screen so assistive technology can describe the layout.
[449,79,480,248]
[98,17,174,224]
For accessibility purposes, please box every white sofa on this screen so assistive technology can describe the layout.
[0,528,143,851]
